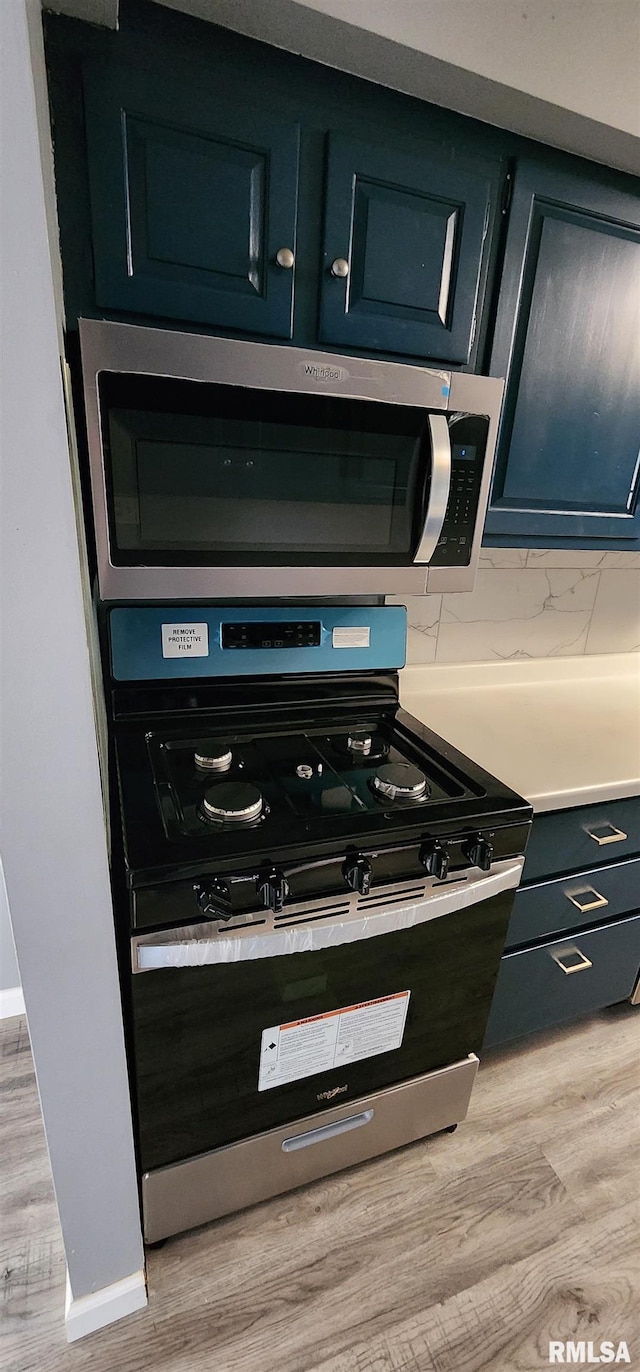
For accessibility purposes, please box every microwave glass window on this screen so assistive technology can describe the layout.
[100,374,430,566]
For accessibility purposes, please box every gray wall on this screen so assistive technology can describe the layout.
[0,0,144,1301]
[282,0,640,138]
[0,865,19,994]
[165,0,639,173]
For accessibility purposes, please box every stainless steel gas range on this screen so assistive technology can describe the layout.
[106,604,531,1243]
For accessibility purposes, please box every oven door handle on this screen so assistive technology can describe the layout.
[132,856,524,971]
[413,413,451,565]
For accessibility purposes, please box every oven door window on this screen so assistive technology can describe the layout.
[100,372,431,566]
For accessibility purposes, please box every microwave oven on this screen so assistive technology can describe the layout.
[79,319,504,601]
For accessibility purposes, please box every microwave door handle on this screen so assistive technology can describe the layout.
[413,413,451,564]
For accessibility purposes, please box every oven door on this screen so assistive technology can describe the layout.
[130,858,522,1175]
[80,320,501,600]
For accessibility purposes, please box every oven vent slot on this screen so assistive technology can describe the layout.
[225,917,268,932]
[277,906,351,929]
[275,900,350,926]
[357,885,427,911]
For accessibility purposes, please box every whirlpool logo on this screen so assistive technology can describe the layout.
[301,361,349,383]
[317,1084,348,1101]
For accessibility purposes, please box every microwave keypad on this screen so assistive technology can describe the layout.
[432,465,480,566]
[450,468,477,525]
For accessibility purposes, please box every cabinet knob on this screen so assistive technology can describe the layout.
[275,247,295,269]
[583,821,627,846]
[565,886,608,913]
[550,946,593,976]
[331,257,350,279]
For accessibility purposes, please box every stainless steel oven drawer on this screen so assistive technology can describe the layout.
[522,798,640,884]
[484,911,640,1047]
[505,855,640,949]
[142,1054,478,1243]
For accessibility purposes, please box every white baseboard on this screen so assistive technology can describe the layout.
[65,1269,147,1342]
[0,986,25,1020]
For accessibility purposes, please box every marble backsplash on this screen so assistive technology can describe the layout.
[390,549,640,665]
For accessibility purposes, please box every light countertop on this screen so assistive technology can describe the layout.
[400,653,640,813]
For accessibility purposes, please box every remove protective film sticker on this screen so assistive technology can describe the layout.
[258,990,410,1091]
[161,622,209,658]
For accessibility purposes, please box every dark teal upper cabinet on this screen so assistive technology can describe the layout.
[82,61,300,337]
[319,135,491,363]
[485,161,640,548]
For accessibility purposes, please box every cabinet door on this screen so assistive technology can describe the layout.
[505,856,640,950]
[82,60,299,337]
[318,134,492,362]
[521,797,640,883]
[484,911,640,1047]
[485,161,640,548]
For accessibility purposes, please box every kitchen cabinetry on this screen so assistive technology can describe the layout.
[46,5,501,364]
[484,161,640,551]
[318,134,491,363]
[485,796,640,1045]
[82,58,493,361]
[83,60,300,338]
[45,1,640,551]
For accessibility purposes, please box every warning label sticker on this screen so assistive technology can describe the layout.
[332,626,371,649]
[258,990,410,1092]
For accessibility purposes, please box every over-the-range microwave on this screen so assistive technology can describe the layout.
[79,318,504,601]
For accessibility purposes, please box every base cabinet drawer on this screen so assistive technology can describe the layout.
[484,912,640,1047]
[522,798,640,883]
[506,855,640,949]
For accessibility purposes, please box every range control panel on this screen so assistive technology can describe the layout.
[430,416,489,567]
[109,604,407,680]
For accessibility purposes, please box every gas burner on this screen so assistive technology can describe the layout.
[201,782,264,825]
[342,731,389,763]
[347,731,373,756]
[370,762,430,803]
[194,744,233,773]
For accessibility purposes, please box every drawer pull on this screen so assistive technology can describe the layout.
[583,821,628,846]
[565,886,609,913]
[550,946,593,976]
[282,1110,374,1152]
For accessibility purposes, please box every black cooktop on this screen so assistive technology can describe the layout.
[113,676,532,888]
[148,720,469,841]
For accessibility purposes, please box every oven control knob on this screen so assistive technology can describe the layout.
[343,854,373,896]
[464,835,493,871]
[420,840,450,881]
[196,879,233,921]
[257,866,290,913]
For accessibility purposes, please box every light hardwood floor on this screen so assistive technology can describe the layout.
[1,1006,639,1372]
